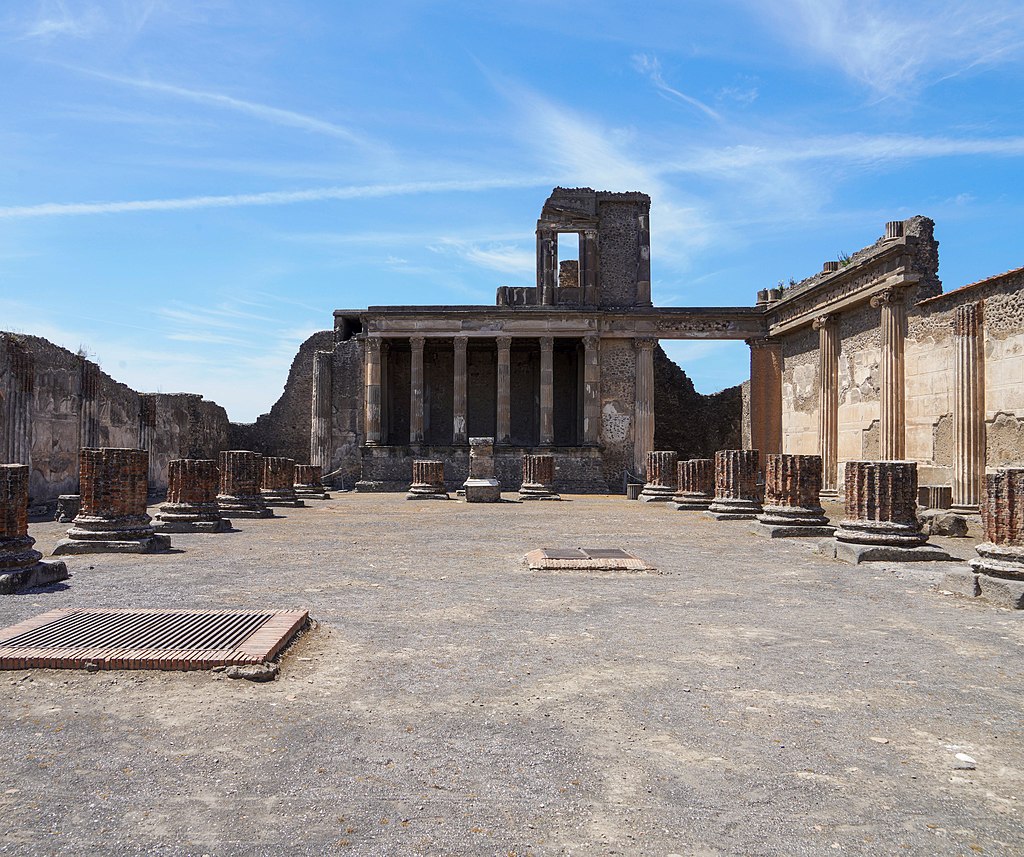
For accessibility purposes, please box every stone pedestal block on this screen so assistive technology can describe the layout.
[706,450,761,520]
[672,459,713,511]
[463,437,501,503]
[56,494,80,523]
[53,448,171,555]
[833,460,950,563]
[639,451,677,502]
[970,469,1024,607]
[0,465,68,593]
[407,460,449,500]
[294,464,330,500]
[520,454,560,501]
[217,450,273,519]
[155,459,231,533]
[261,457,304,508]
[756,454,833,537]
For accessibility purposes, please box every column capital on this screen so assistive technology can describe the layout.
[870,287,903,308]
[633,337,657,351]
[453,334,468,352]
[495,335,512,350]
[583,333,600,351]
[409,336,425,350]
[745,336,780,350]
[539,335,554,350]
[812,314,836,331]
[953,301,983,336]
[365,335,381,355]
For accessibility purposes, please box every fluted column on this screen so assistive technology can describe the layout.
[217,450,272,519]
[520,454,559,500]
[295,464,330,499]
[154,459,229,532]
[261,457,303,507]
[540,336,554,446]
[310,349,333,469]
[453,335,468,445]
[0,464,67,593]
[496,336,511,445]
[835,460,925,547]
[138,394,157,486]
[537,230,556,305]
[757,453,831,533]
[364,336,383,446]
[78,356,100,451]
[953,302,985,513]
[638,450,677,502]
[871,288,906,460]
[707,449,762,519]
[407,459,449,500]
[410,336,425,445]
[747,337,783,469]
[971,469,1024,584]
[633,338,656,476]
[813,316,839,496]
[582,335,600,446]
[673,459,714,511]
[3,339,34,466]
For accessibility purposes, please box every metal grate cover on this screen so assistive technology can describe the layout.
[0,608,308,671]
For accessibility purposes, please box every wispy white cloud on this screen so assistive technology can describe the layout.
[750,1,1024,95]
[0,177,548,220]
[429,238,535,276]
[632,54,721,120]
[71,67,374,147]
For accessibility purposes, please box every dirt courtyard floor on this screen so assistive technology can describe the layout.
[1,493,1023,856]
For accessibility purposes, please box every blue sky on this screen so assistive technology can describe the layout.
[2,1,1023,421]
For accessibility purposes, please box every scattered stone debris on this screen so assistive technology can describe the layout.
[224,662,279,682]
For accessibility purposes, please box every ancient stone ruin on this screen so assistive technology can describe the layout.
[519,454,560,501]
[0,464,68,593]
[706,450,762,520]
[756,454,832,537]
[294,464,330,500]
[406,460,449,500]
[154,459,231,533]
[967,469,1024,608]
[463,438,501,503]
[638,451,678,502]
[672,459,714,511]
[262,457,304,508]
[217,450,273,519]
[53,448,171,555]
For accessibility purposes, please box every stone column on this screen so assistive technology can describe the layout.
[582,335,600,446]
[970,469,1024,607]
[581,230,599,306]
[537,230,556,306]
[0,464,68,594]
[3,338,34,466]
[952,302,985,514]
[154,459,230,533]
[408,336,425,445]
[496,336,512,446]
[639,450,678,502]
[364,336,383,446]
[138,394,157,487]
[407,459,449,500]
[757,454,832,536]
[463,437,501,502]
[833,460,949,563]
[633,338,656,476]
[453,335,468,445]
[310,349,333,470]
[262,457,303,507]
[295,464,330,500]
[813,315,839,497]
[78,356,100,451]
[53,448,171,554]
[707,450,762,520]
[871,288,907,460]
[747,337,783,469]
[539,336,555,446]
[520,453,559,500]
[636,207,652,306]
[217,450,273,519]
[673,459,714,511]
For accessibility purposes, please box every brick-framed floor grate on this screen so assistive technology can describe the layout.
[524,547,656,572]
[0,608,308,671]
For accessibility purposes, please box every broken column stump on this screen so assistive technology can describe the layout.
[672,459,713,511]
[638,451,678,502]
[0,464,69,593]
[217,451,273,519]
[463,438,501,503]
[706,450,762,520]
[832,460,950,564]
[294,464,330,500]
[53,448,171,555]
[756,454,833,537]
[966,469,1024,608]
[261,457,304,508]
[154,459,231,533]
[406,460,449,500]
[56,494,80,523]
[520,454,560,501]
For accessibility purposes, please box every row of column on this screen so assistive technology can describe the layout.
[364,335,603,448]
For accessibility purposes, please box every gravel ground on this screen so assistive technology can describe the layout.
[1,494,1022,857]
